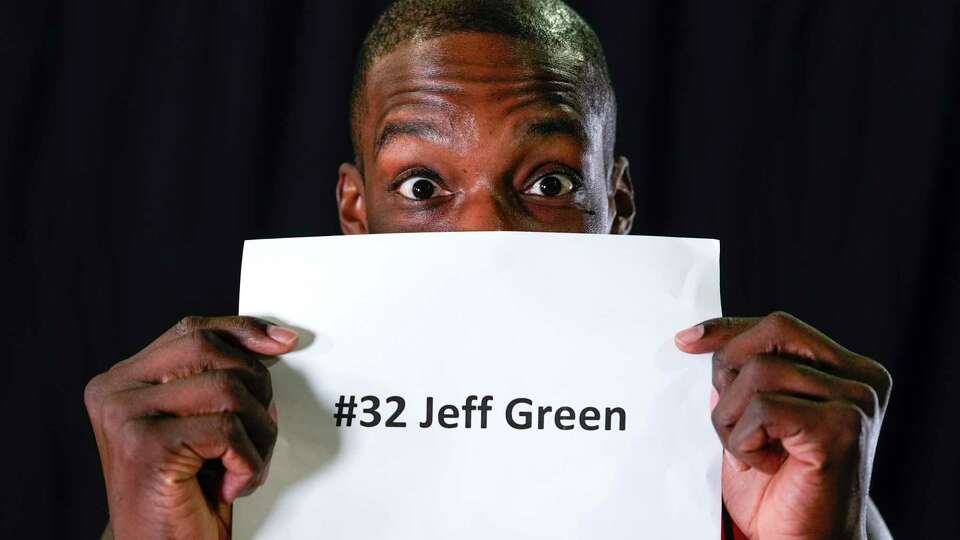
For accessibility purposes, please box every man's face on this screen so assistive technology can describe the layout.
[338,32,635,234]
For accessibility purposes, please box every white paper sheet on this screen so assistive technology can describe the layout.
[235,232,722,540]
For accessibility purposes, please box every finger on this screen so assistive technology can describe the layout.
[712,355,880,442]
[675,316,760,354]
[725,393,868,475]
[109,371,278,460]
[88,331,275,429]
[113,329,273,405]
[713,312,892,403]
[139,413,267,503]
[719,311,846,370]
[145,315,298,357]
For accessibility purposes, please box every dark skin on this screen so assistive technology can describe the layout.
[85,33,892,539]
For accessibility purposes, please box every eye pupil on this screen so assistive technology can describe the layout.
[411,178,436,199]
[538,175,563,196]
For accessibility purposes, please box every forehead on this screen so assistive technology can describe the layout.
[359,32,599,156]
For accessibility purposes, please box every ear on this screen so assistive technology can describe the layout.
[608,155,636,235]
[337,162,369,234]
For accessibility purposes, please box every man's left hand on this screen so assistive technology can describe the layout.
[675,312,892,540]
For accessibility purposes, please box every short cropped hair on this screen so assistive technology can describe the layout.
[349,0,617,172]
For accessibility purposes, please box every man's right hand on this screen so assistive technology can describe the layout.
[84,316,299,540]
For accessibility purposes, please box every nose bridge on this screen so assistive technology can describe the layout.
[455,179,515,231]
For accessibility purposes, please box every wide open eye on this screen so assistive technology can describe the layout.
[395,176,451,200]
[523,172,580,197]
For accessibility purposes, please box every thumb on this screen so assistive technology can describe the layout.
[237,318,299,356]
[186,316,299,356]
[674,316,759,354]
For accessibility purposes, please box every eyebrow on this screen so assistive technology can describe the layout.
[375,120,445,157]
[520,117,589,148]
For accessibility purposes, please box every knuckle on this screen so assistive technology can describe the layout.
[837,402,868,435]
[189,329,221,361]
[710,406,732,432]
[83,373,107,413]
[711,349,727,369]
[746,393,774,419]
[711,369,728,394]
[711,350,721,366]
[738,356,780,392]
[189,328,212,348]
[849,353,892,406]
[210,372,247,410]
[710,406,722,428]
[220,415,256,457]
[711,350,736,390]
[174,315,203,336]
[849,381,881,417]
[740,356,766,382]
[764,310,796,331]
[832,403,869,452]
[100,392,131,431]
[210,370,242,394]
[216,412,244,440]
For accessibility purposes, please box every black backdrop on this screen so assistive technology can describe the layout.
[2,1,958,538]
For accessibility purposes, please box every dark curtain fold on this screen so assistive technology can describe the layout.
[1,1,957,537]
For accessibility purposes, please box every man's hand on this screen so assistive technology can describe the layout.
[84,316,298,540]
[675,312,891,540]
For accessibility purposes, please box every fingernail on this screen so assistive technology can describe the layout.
[675,324,705,346]
[266,324,298,345]
[725,451,750,472]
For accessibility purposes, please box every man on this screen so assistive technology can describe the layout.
[83,1,894,538]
